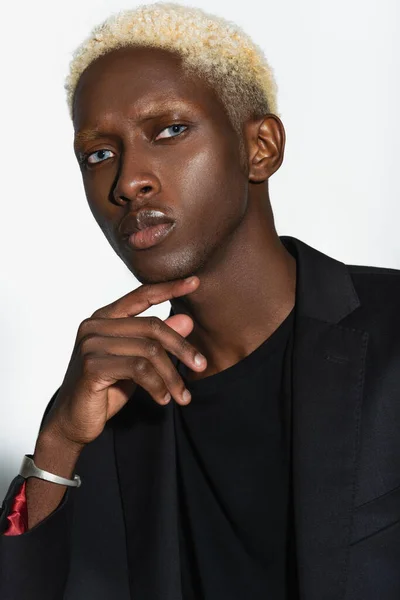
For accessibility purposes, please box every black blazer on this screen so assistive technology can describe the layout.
[1,235,400,600]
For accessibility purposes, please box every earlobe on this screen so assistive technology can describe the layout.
[247,115,285,182]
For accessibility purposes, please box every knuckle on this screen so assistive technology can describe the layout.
[82,353,99,375]
[79,333,98,353]
[144,339,163,358]
[78,318,93,336]
[140,283,152,295]
[132,356,151,375]
[146,315,162,333]
[178,336,191,357]
[139,284,153,305]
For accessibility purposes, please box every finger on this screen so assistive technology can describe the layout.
[82,336,192,405]
[85,354,181,406]
[91,277,200,320]
[163,313,195,338]
[77,316,207,373]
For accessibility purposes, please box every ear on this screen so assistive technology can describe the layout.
[245,115,286,183]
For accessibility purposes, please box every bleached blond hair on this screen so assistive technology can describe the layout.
[65,2,279,159]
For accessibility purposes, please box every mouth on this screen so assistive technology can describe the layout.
[126,221,176,250]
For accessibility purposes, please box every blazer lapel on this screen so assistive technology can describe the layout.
[280,236,369,600]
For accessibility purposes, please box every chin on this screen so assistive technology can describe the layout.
[117,241,206,285]
[132,271,178,285]
[125,259,195,286]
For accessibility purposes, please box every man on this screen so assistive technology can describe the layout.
[1,3,400,599]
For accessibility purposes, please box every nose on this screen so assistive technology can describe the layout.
[112,156,160,207]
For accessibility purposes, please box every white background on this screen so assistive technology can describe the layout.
[1,0,399,497]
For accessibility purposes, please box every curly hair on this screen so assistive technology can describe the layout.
[65,2,279,161]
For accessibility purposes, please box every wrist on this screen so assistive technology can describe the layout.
[38,424,85,457]
[34,429,83,479]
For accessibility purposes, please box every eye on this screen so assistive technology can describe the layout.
[86,149,115,165]
[155,124,188,140]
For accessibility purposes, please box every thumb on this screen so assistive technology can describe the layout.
[164,313,194,338]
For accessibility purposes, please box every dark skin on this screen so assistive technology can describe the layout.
[23,45,297,533]
[73,45,296,382]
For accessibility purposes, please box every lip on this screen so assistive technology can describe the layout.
[120,209,175,238]
[127,222,176,250]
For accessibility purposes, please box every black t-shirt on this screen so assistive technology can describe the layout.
[173,307,296,599]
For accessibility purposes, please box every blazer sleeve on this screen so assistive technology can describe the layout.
[0,387,74,600]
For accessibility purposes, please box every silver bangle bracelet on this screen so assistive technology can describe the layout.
[19,454,81,488]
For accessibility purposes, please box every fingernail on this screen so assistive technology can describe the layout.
[194,353,206,367]
[182,389,191,403]
[163,392,171,404]
[184,276,196,284]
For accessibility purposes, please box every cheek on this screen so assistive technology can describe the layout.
[82,174,116,229]
[177,144,244,218]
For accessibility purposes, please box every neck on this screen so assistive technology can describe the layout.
[170,197,297,380]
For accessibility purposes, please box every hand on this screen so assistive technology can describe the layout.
[40,276,206,449]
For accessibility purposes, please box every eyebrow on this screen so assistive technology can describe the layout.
[74,100,199,147]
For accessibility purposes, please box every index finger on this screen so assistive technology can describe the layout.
[91,276,200,319]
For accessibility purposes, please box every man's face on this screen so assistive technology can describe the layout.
[73,46,250,284]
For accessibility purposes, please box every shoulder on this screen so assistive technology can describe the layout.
[342,262,400,351]
[347,262,400,279]
[346,262,400,310]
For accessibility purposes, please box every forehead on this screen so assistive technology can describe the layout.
[72,46,226,130]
